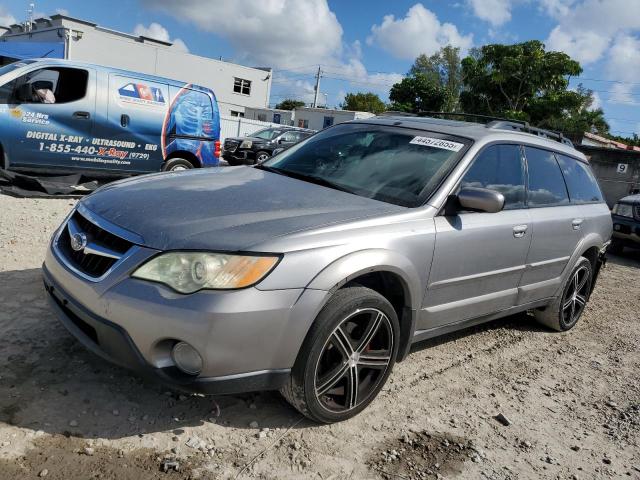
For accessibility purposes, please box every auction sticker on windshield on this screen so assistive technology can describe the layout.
[409,136,464,152]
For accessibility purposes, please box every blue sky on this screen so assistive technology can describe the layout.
[1,0,639,138]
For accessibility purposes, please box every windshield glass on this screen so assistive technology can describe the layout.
[263,123,470,207]
[0,60,36,77]
[251,128,282,140]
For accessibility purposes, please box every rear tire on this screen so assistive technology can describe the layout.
[281,286,399,423]
[534,256,593,331]
[162,158,195,172]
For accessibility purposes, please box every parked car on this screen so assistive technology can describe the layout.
[223,127,314,165]
[44,116,611,423]
[0,59,221,174]
[610,194,640,253]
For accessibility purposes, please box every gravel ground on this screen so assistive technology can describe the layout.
[0,193,639,480]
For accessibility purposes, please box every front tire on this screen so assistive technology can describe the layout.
[254,151,270,164]
[281,286,399,423]
[534,256,593,331]
[162,158,195,172]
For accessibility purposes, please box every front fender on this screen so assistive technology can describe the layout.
[306,248,423,311]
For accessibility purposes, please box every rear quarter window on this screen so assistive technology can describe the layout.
[556,154,604,204]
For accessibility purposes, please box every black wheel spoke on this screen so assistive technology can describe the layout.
[358,351,391,369]
[355,311,383,353]
[316,362,349,396]
[332,326,354,358]
[346,366,358,408]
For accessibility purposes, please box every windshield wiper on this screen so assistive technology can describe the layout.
[256,165,354,194]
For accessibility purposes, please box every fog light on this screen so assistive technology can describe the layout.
[171,342,203,375]
[614,224,621,231]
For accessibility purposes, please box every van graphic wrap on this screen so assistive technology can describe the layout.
[0,60,221,174]
[162,84,220,167]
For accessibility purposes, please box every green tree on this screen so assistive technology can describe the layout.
[275,99,306,110]
[460,40,582,120]
[340,92,387,114]
[409,46,463,111]
[534,85,609,141]
[388,74,447,113]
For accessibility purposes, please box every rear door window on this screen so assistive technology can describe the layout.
[460,144,526,209]
[525,147,570,207]
[556,154,604,204]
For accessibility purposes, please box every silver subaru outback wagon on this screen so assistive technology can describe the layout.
[43,116,612,423]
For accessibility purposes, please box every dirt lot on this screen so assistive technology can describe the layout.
[0,194,639,479]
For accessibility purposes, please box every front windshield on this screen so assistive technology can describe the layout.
[262,123,470,207]
[0,60,36,77]
[251,128,282,140]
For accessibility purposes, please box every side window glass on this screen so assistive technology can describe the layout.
[525,147,570,207]
[556,154,604,204]
[460,144,525,209]
[14,68,88,104]
[281,132,296,142]
[0,78,17,104]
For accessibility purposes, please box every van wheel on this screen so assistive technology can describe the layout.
[281,286,399,423]
[162,158,195,172]
[254,151,270,164]
[534,257,593,331]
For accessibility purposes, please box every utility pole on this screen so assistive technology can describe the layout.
[26,3,35,32]
[312,65,322,108]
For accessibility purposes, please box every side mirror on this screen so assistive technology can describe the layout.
[278,138,285,144]
[457,187,505,213]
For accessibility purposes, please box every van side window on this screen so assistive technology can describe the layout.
[460,144,525,209]
[14,67,88,104]
[525,147,570,207]
[556,154,604,204]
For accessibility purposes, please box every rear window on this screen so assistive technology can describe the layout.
[556,154,604,204]
[525,147,570,207]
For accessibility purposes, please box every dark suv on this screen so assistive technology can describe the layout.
[610,194,640,253]
[223,127,314,165]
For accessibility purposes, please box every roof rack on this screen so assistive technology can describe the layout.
[396,111,574,148]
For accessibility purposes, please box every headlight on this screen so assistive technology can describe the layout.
[613,203,633,218]
[131,252,279,294]
[239,140,252,149]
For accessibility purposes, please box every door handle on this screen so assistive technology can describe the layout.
[73,111,90,120]
[572,218,584,230]
[513,225,528,238]
[120,114,130,127]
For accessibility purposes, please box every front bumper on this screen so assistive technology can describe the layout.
[611,215,640,248]
[43,229,328,394]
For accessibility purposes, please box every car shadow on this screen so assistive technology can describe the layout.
[606,249,640,269]
[0,268,309,440]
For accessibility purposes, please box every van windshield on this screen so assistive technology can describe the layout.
[260,123,470,207]
[0,60,36,77]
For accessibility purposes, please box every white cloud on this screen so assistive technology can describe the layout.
[606,35,640,105]
[545,0,640,65]
[133,23,189,53]
[468,0,512,26]
[588,91,602,111]
[55,8,70,16]
[0,7,16,26]
[141,0,342,68]
[367,3,473,60]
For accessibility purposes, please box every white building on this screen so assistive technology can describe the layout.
[0,15,272,117]
[244,106,375,131]
[293,107,375,131]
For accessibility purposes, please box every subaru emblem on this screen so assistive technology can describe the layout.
[70,232,88,252]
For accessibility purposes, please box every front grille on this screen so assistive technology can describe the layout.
[57,210,133,278]
[634,205,640,221]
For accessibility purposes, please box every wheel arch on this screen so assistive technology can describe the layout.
[164,150,201,168]
[305,249,422,362]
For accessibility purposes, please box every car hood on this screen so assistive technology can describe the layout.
[80,167,403,251]
[225,136,266,143]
